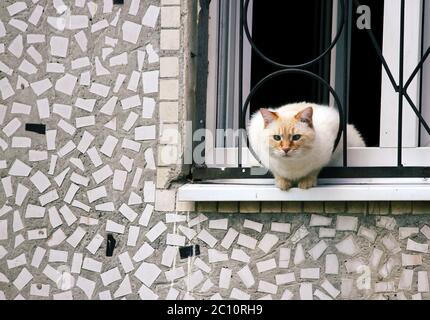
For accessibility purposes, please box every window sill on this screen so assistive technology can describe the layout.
[178,181,430,202]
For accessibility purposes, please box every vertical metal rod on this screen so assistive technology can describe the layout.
[419,0,426,147]
[238,0,244,167]
[398,0,405,167]
[342,0,352,167]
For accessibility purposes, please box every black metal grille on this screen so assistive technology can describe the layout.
[192,0,430,181]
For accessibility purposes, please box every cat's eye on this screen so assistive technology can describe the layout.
[292,134,302,141]
[273,135,282,141]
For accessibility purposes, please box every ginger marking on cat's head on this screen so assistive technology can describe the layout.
[260,108,279,128]
[294,106,314,128]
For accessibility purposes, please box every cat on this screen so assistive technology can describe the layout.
[248,102,366,190]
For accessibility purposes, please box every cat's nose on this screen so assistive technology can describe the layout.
[282,148,290,154]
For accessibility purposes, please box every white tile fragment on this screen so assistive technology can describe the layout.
[379,257,399,278]
[86,147,103,167]
[420,225,430,240]
[119,251,134,273]
[49,249,68,263]
[27,228,47,240]
[208,249,228,263]
[399,227,419,240]
[271,222,291,233]
[406,238,429,253]
[275,272,296,286]
[376,216,397,230]
[398,269,414,291]
[146,44,159,64]
[220,228,239,250]
[310,214,332,227]
[30,78,53,96]
[86,234,104,254]
[335,235,360,256]
[50,36,69,57]
[402,254,423,267]
[106,220,125,234]
[230,288,251,300]
[325,254,339,275]
[256,259,277,273]
[219,268,232,289]
[374,281,395,293]
[8,35,24,58]
[161,246,177,267]
[100,268,121,286]
[3,118,21,137]
[31,247,46,268]
[30,284,50,297]
[76,276,96,299]
[134,262,161,287]
[300,283,313,300]
[0,78,15,100]
[300,268,320,280]
[418,271,429,293]
[243,219,263,232]
[127,226,140,247]
[7,2,27,16]
[237,233,257,250]
[293,243,306,265]
[336,216,359,231]
[142,5,160,28]
[13,268,33,291]
[89,82,110,97]
[142,71,159,93]
[92,165,113,184]
[382,234,402,254]
[290,225,309,244]
[146,221,167,242]
[7,253,27,269]
[308,240,328,260]
[258,234,279,254]
[82,257,102,273]
[114,275,132,299]
[47,229,67,247]
[237,265,255,288]
[231,248,250,263]
[122,21,142,44]
[66,227,86,247]
[197,229,218,248]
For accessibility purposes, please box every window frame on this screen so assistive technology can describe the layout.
[194,0,430,182]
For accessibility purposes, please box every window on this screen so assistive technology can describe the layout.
[192,0,430,182]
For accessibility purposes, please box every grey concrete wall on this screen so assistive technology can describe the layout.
[1,0,430,301]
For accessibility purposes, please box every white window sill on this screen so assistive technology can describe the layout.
[178,179,430,202]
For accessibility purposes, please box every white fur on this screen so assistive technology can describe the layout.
[248,102,366,181]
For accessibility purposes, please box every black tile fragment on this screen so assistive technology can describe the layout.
[106,234,116,257]
[179,245,201,259]
[113,0,124,4]
[25,123,46,134]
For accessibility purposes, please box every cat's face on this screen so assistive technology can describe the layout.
[260,107,316,159]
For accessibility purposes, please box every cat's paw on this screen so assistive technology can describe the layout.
[275,177,292,191]
[298,175,318,189]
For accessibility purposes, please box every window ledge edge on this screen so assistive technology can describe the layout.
[177,183,430,202]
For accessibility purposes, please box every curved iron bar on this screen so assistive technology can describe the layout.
[239,0,346,167]
[241,69,345,166]
[243,0,346,69]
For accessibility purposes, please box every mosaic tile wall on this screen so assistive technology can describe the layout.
[2,0,430,301]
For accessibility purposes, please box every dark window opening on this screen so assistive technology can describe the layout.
[250,0,333,114]
[349,0,385,147]
[249,0,385,148]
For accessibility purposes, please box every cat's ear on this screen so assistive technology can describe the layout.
[260,108,278,128]
[295,107,314,128]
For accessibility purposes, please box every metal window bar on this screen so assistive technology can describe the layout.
[192,0,430,181]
